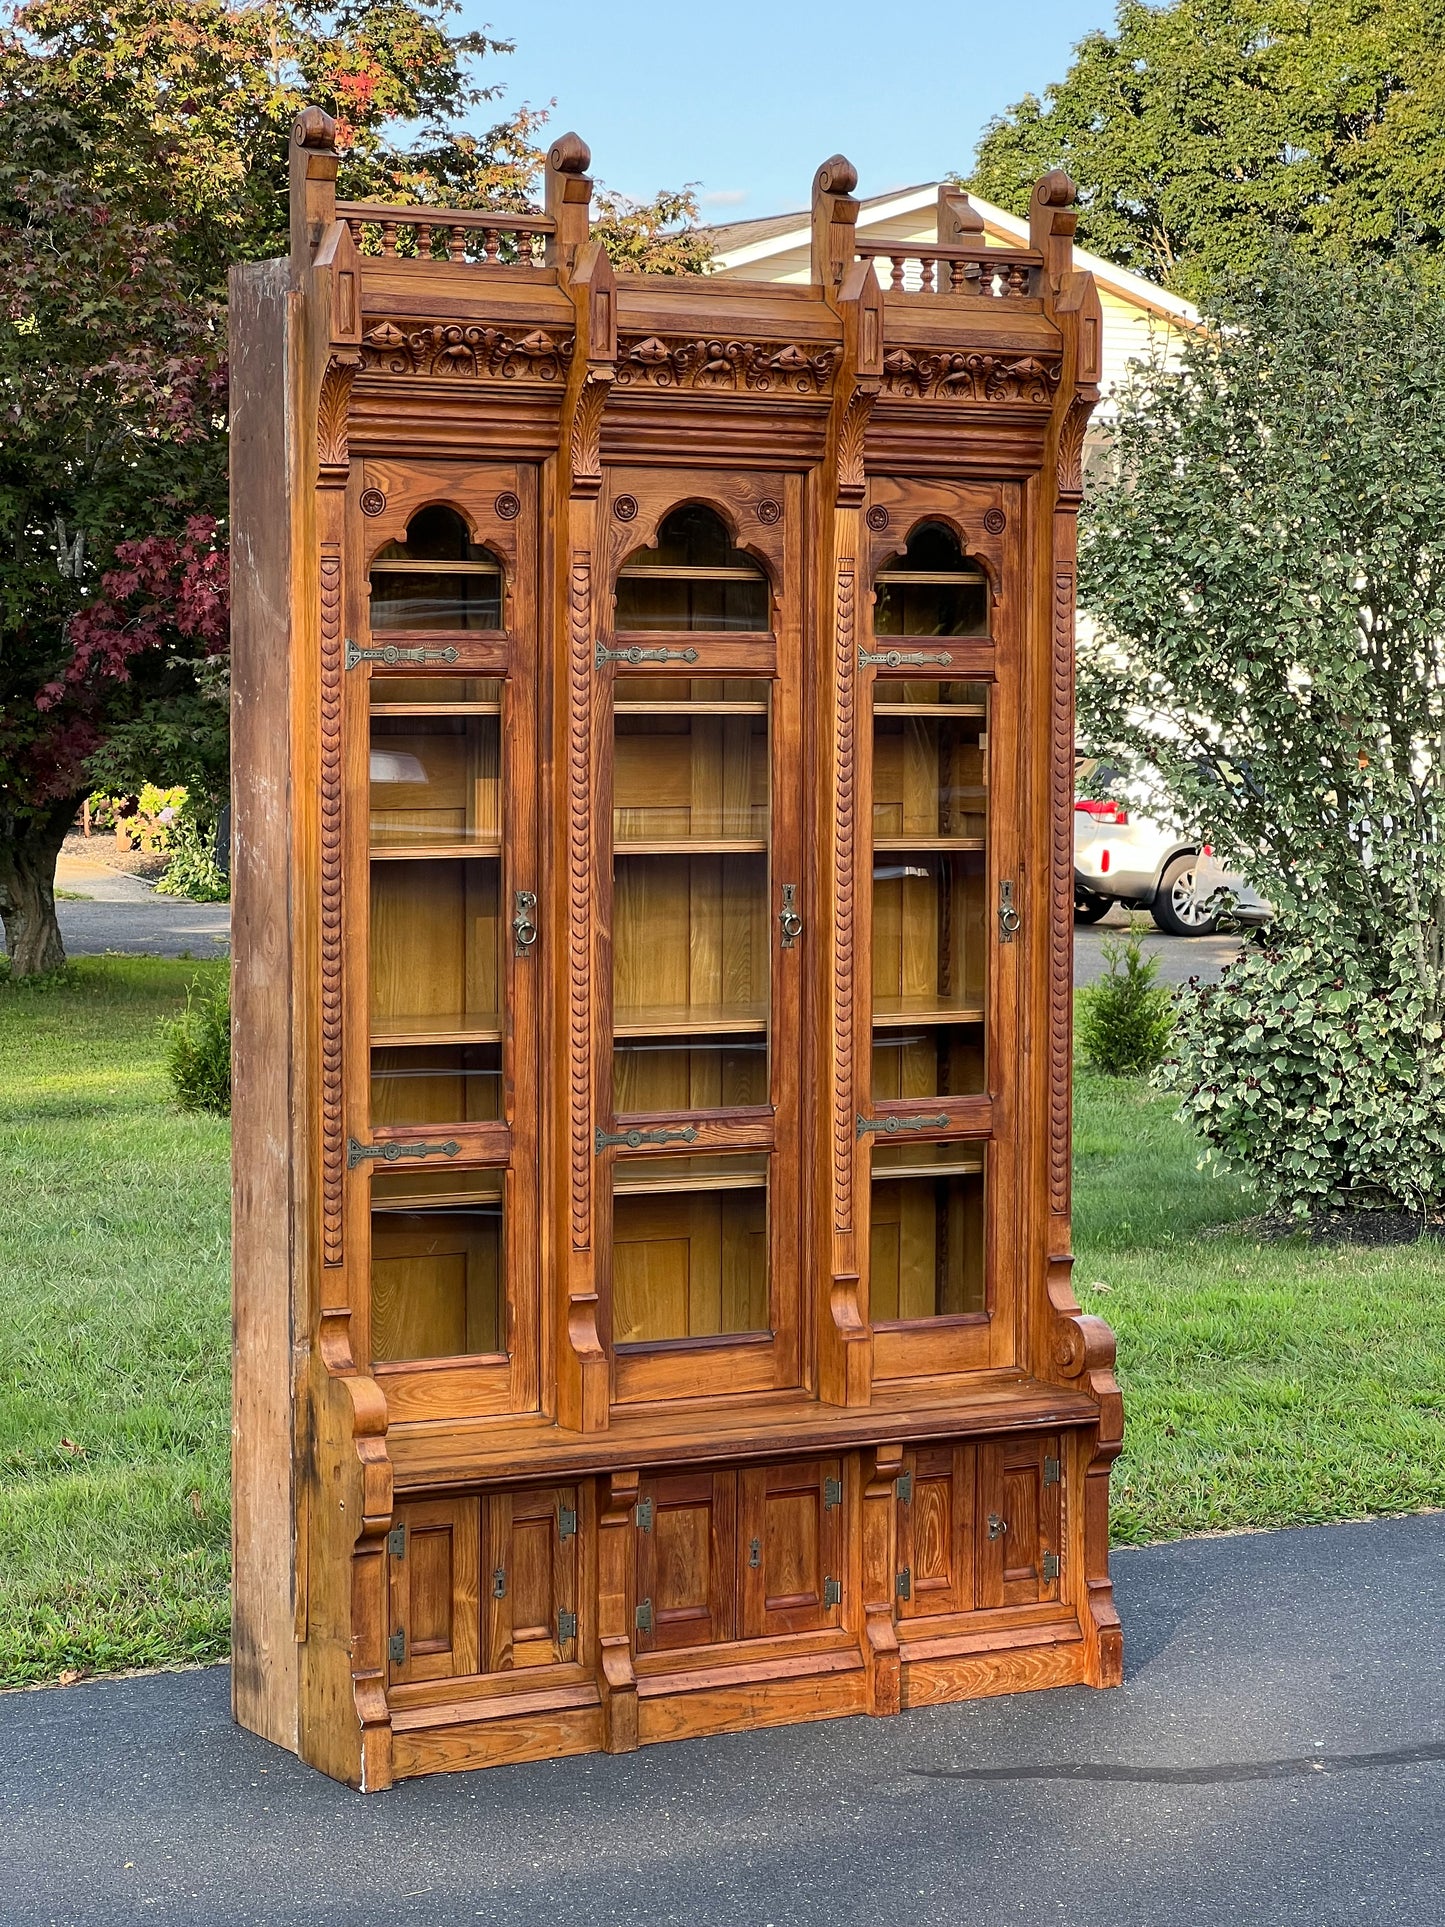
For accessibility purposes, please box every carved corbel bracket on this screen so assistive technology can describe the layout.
[563,242,617,498]
[317,351,361,484]
[1057,391,1097,504]
[1047,1254,1122,1453]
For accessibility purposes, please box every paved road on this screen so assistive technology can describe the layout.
[48,860,1237,987]
[52,856,229,961]
[2,1513,1441,1927]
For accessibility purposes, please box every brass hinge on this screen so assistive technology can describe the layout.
[1042,1551,1061,1582]
[347,1136,460,1169]
[823,1577,842,1607]
[823,1477,842,1510]
[895,1472,913,1503]
[386,1523,405,1559]
[492,1567,507,1599]
[597,643,699,668]
[635,1598,653,1633]
[1043,1456,1061,1487]
[896,1567,911,1600]
[856,1112,949,1140]
[346,638,460,671]
[596,1124,699,1154]
[558,1609,578,1641]
[859,646,954,669]
[558,1505,578,1540]
[635,1498,654,1532]
[388,1630,406,1665]
[998,878,1021,943]
[748,1537,761,1569]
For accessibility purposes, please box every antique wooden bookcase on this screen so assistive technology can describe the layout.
[230,109,1122,1788]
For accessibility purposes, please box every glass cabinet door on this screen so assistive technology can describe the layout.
[364,659,538,1418]
[871,680,990,1102]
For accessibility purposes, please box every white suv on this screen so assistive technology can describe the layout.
[1073,762,1271,936]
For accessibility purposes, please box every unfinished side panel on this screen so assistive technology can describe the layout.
[229,256,301,1750]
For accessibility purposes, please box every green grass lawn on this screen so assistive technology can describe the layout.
[1,958,1442,1685]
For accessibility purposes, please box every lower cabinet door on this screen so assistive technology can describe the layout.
[897,1443,976,1621]
[738,1457,845,1637]
[634,1470,738,1654]
[978,1436,1062,1608]
[387,1496,481,1684]
[484,1486,580,1670]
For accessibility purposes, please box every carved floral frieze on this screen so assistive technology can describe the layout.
[881,349,1062,403]
[615,334,839,395]
[359,320,575,380]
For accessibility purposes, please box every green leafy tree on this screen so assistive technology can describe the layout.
[967,0,1444,296]
[1077,245,1445,1212]
[0,0,707,974]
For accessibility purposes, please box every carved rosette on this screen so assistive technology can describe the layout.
[615,335,839,395]
[568,552,593,1249]
[880,349,1062,404]
[833,561,857,1231]
[319,549,345,1263]
[1049,563,1075,1216]
[358,321,574,380]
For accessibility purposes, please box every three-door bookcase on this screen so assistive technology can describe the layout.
[229,108,1122,1788]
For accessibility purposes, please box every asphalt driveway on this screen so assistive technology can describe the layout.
[2,1513,1441,1927]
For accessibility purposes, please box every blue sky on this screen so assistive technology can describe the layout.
[458,1,1115,222]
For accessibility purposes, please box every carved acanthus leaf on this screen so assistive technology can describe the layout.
[880,349,1062,404]
[359,321,574,380]
[835,384,878,506]
[569,368,614,495]
[615,334,839,395]
[317,352,360,471]
[1057,393,1095,498]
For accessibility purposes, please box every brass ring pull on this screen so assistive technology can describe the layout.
[987,1513,1008,1539]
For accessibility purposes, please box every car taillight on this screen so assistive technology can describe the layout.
[1074,799,1130,825]
[1100,849,1110,873]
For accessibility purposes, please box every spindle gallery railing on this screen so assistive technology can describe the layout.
[856,242,1043,298]
[336,202,555,267]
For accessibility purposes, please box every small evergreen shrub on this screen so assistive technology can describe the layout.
[164,978,232,1114]
[1078,923,1175,1076]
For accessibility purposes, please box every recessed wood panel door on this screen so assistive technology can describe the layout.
[738,1459,845,1637]
[634,1470,738,1653]
[897,1443,977,1621]
[484,1487,580,1670]
[387,1496,481,1684]
[978,1437,1062,1609]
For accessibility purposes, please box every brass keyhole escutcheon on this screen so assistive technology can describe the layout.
[779,882,803,948]
[512,889,539,954]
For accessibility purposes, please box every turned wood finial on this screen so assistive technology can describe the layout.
[289,105,339,267]
[1029,167,1079,289]
[546,132,594,272]
[812,154,860,295]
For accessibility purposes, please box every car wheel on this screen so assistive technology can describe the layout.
[1074,887,1111,924]
[1150,853,1221,937]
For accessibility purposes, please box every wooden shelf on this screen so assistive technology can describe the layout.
[872,836,986,852]
[370,702,502,717]
[873,1001,984,1028]
[387,1374,1105,1491]
[371,842,503,860]
[614,700,769,716]
[871,1155,985,1181]
[371,1018,503,1047]
[614,1004,768,1039]
[612,1167,768,1197]
[873,703,987,717]
[614,838,767,856]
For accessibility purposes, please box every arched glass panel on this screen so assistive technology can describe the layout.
[873,521,988,638]
[370,505,503,632]
[615,504,770,633]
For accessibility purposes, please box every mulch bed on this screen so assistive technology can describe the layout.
[1221,1204,1439,1247]
[61,832,168,883]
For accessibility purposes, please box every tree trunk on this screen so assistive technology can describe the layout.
[0,798,79,977]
